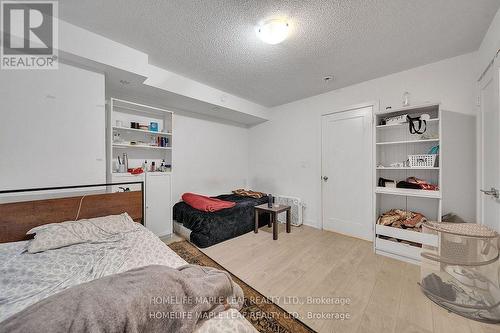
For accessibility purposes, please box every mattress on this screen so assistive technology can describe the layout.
[173,194,270,248]
[0,224,256,332]
[174,219,192,240]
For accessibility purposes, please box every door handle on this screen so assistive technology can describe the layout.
[481,187,499,199]
[322,176,329,182]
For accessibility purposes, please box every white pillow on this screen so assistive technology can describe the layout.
[27,213,140,253]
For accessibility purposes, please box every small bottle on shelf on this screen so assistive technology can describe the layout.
[402,91,410,107]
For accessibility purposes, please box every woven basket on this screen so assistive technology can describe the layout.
[409,154,437,168]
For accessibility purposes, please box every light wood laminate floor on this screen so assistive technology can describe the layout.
[199,225,500,333]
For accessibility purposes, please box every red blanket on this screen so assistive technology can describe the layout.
[182,193,236,212]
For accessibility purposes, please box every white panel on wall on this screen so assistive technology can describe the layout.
[0,63,106,189]
[441,111,476,222]
[172,114,249,203]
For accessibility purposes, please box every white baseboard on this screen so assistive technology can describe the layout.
[302,220,321,229]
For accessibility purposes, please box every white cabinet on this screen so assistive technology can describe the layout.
[145,172,172,237]
[110,172,172,237]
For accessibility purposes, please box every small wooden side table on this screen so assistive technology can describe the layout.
[254,203,291,240]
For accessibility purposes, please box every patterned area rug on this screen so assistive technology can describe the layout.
[168,240,316,333]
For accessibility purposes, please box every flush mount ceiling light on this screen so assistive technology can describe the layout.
[256,19,289,45]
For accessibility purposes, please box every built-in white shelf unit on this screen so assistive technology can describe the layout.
[376,167,440,170]
[112,143,172,150]
[374,102,442,264]
[375,118,440,128]
[375,138,439,145]
[112,126,173,136]
[107,98,173,177]
[374,187,442,199]
[106,98,174,238]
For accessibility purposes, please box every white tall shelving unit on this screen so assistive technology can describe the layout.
[107,98,174,237]
[107,98,173,175]
[374,103,441,264]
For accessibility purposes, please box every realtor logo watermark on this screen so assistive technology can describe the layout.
[1,1,58,69]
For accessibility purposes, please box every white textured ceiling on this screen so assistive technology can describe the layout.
[60,0,500,107]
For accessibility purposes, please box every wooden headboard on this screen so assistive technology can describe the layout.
[0,191,143,243]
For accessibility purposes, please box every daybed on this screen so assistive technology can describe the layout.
[173,194,270,248]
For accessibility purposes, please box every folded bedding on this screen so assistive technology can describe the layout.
[232,188,266,199]
[1,264,244,333]
[182,192,236,212]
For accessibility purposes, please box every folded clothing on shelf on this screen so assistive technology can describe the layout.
[397,177,439,191]
[377,209,427,230]
[396,181,422,189]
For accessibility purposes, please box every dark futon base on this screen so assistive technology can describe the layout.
[173,194,270,248]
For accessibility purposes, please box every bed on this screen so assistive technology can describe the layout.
[0,185,256,332]
[173,194,270,248]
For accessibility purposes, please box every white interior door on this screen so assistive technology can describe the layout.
[321,105,373,240]
[480,66,500,231]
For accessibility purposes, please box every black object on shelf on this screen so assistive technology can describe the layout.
[378,177,395,187]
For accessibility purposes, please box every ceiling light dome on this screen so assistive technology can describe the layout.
[256,19,289,45]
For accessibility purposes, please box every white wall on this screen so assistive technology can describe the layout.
[476,7,500,78]
[0,63,106,189]
[172,114,248,202]
[0,61,250,202]
[249,53,477,228]
[441,111,476,222]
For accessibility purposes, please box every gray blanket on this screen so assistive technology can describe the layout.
[0,264,244,333]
